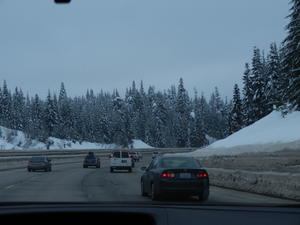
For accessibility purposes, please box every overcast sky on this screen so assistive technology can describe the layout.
[0,0,289,99]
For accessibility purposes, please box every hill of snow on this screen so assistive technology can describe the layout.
[0,126,152,150]
[187,110,300,157]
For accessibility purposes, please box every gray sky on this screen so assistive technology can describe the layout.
[0,0,289,99]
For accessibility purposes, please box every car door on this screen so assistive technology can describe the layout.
[149,159,159,185]
[143,160,155,193]
[144,159,159,193]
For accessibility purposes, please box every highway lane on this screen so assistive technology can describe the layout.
[0,154,296,204]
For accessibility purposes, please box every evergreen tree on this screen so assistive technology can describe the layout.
[44,91,58,138]
[282,0,300,109]
[175,78,191,147]
[250,47,271,120]
[229,84,243,134]
[242,63,254,125]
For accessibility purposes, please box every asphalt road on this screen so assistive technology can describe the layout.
[0,154,296,204]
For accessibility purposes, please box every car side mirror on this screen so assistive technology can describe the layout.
[141,166,147,171]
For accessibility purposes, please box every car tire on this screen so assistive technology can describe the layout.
[28,168,31,172]
[198,187,209,201]
[151,183,160,201]
[110,167,114,173]
[128,167,132,173]
[141,180,147,196]
[49,167,52,172]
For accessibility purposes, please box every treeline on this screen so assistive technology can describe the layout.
[0,0,298,148]
[229,0,300,133]
[0,79,230,148]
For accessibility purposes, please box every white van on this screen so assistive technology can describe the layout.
[109,150,133,173]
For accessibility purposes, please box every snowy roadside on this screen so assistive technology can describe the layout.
[174,111,300,200]
[0,124,153,150]
[206,167,300,200]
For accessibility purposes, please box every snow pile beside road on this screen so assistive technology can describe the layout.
[131,139,153,149]
[47,138,153,150]
[46,137,117,150]
[207,168,300,200]
[189,110,300,157]
[0,126,45,150]
[0,126,153,150]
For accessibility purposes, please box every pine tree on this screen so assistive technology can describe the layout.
[250,47,271,120]
[266,43,283,108]
[57,82,73,139]
[175,78,191,147]
[0,81,13,128]
[44,91,58,138]
[282,0,300,109]
[229,84,243,134]
[190,91,208,147]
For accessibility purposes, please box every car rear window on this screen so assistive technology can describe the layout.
[122,152,130,158]
[113,152,121,158]
[31,157,46,162]
[160,157,200,169]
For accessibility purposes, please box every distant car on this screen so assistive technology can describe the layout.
[109,150,133,172]
[83,152,100,168]
[152,151,159,159]
[140,155,209,201]
[28,156,52,172]
[129,152,139,162]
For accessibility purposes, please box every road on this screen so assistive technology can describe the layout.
[0,154,296,204]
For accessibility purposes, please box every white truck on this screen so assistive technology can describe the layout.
[109,150,133,173]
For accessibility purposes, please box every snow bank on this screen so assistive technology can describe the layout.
[0,126,153,150]
[207,168,300,200]
[205,134,218,144]
[188,111,300,157]
[131,139,153,149]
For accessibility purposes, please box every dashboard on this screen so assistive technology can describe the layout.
[0,203,299,225]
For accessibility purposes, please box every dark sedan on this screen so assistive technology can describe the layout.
[83,152,100,168]
[140,155,209,201]
[28,156,52,172]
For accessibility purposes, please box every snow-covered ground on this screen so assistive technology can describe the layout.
[0,126,152,150]
[187,110,300,157]
[205,134,218,145]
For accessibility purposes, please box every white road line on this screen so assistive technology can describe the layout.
[5,185,15,189]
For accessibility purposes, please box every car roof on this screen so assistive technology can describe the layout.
[158,155,195,159]
[112,150,130,152]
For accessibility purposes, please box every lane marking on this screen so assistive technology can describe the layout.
[5,185,15,189]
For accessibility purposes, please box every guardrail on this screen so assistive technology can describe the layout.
[0,148,196,157]
[0,148,196,171]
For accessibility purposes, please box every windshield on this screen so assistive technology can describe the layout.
[160,157,200,169]
[31,157,47,162]
[0,0,299,207]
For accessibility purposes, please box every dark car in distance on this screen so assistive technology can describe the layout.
[141,155,209,201]
[28,156,52,172]
[83,152,100,168]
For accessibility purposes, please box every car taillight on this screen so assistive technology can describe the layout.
[160,172,175,178]
[196,172,208,178]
